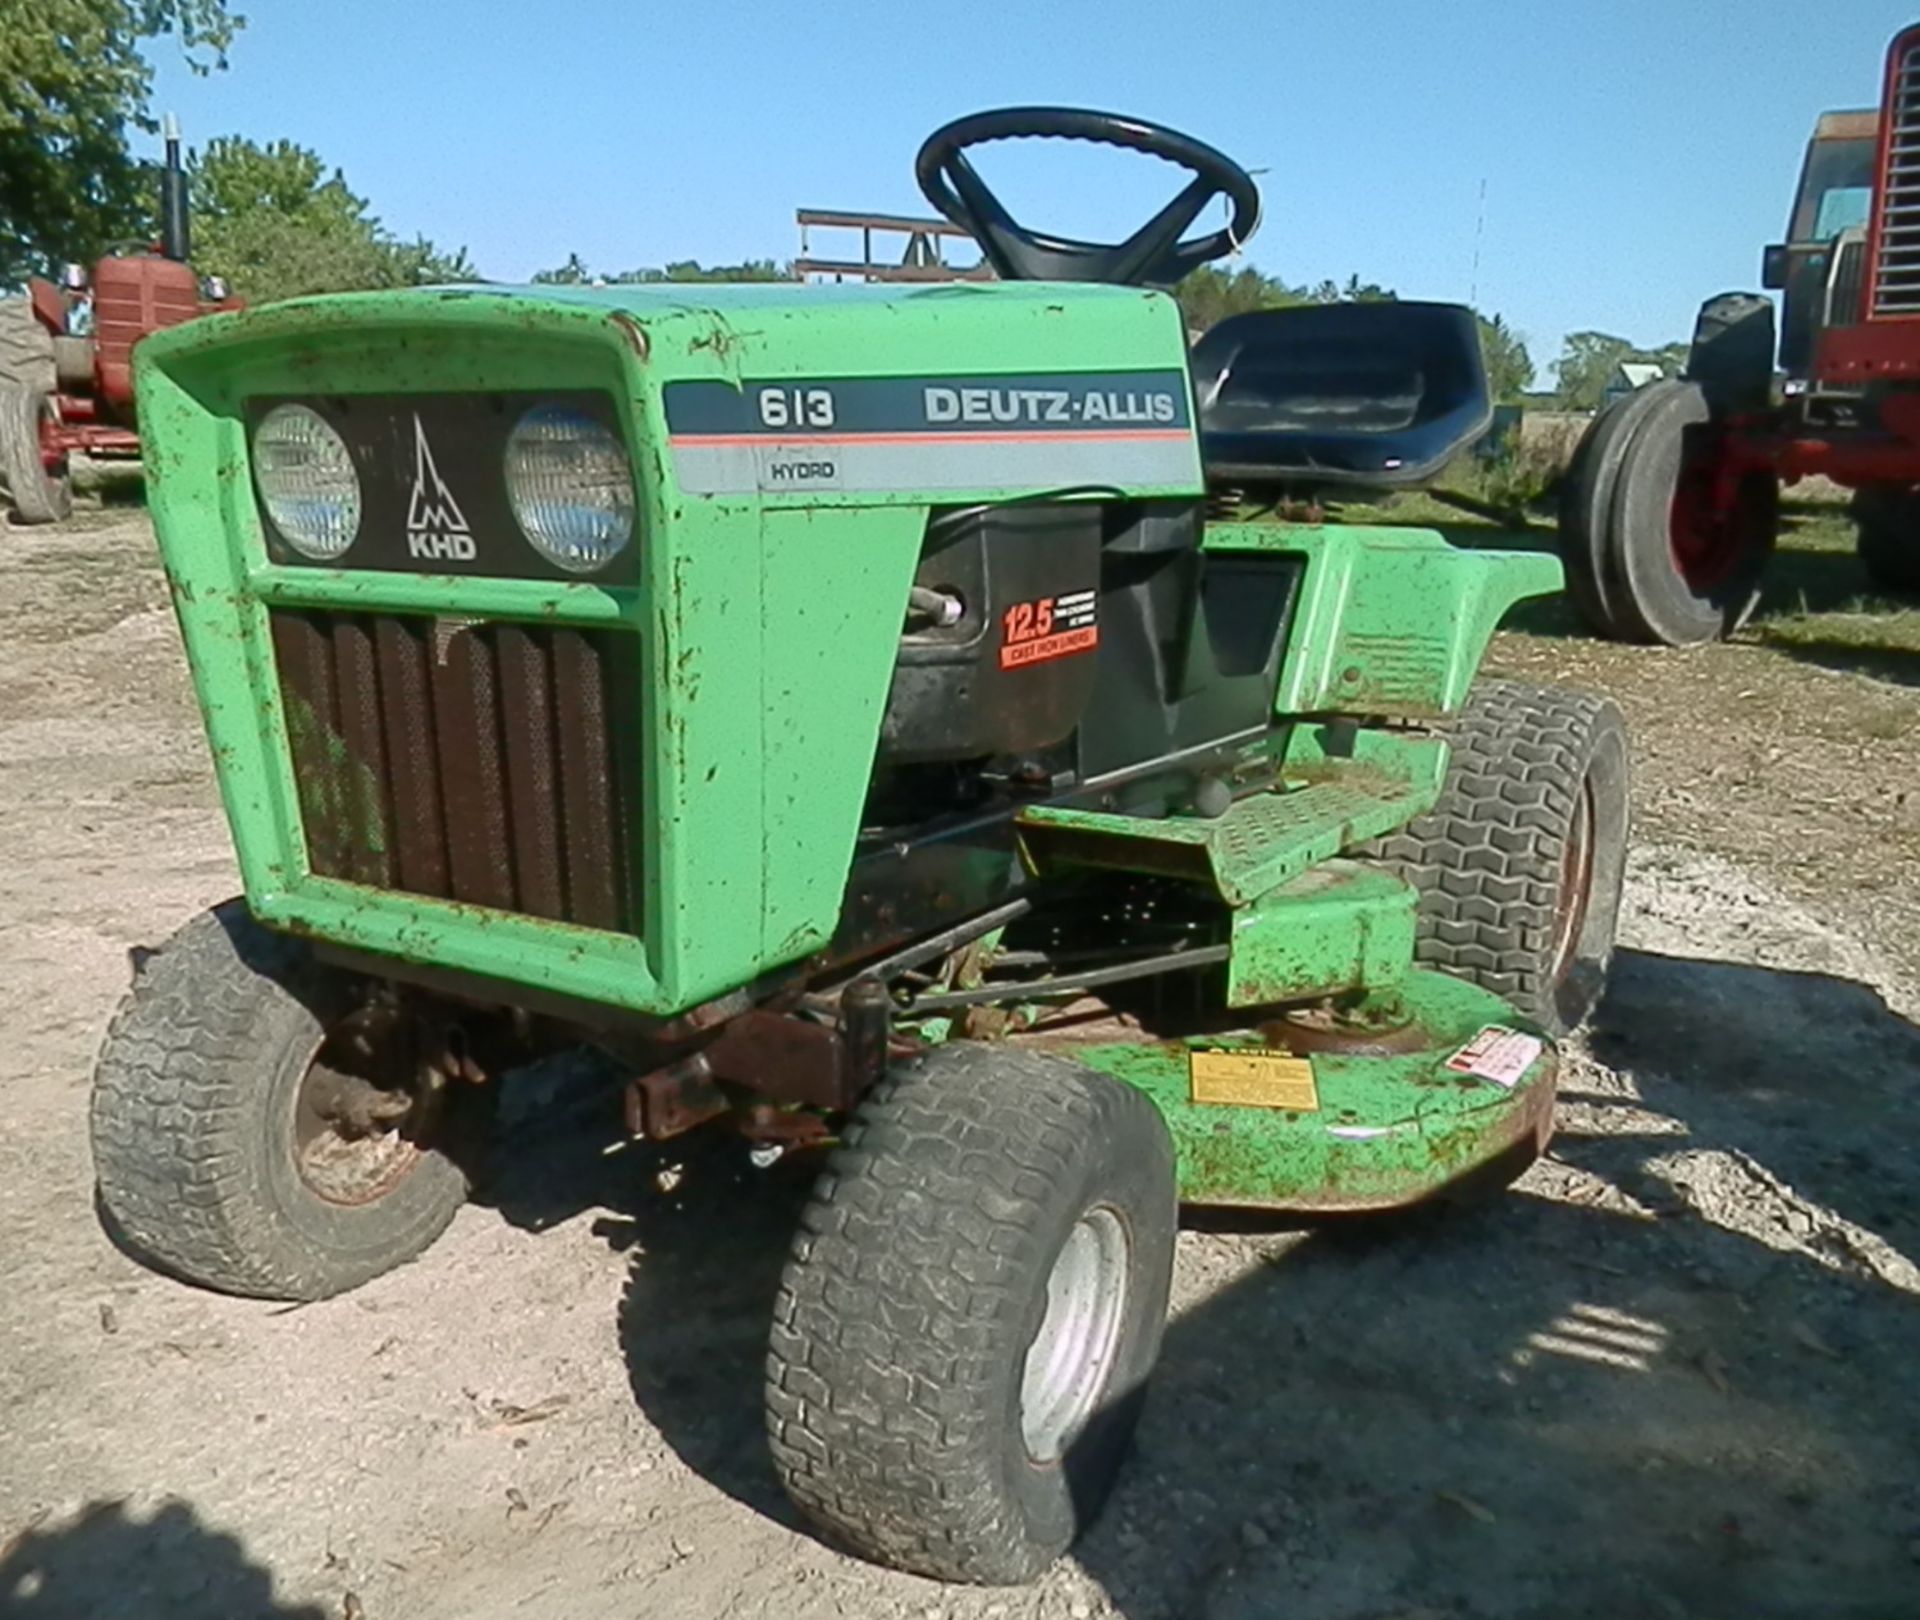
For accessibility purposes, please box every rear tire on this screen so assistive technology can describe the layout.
[0,296,57,397]
[1,383,71,525]
[91,901,488,1301]
[767,1043,1176,1584]
[1853,485,1920,594]
[1366,680,1630,1036]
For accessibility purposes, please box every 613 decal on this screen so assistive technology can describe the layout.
[1000,589,1099,670]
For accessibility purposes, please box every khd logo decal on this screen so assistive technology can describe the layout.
[406,415,475,561]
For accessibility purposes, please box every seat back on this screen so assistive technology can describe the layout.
[1193,301,1493,494]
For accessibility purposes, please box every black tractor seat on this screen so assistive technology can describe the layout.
[1192,301,1493,496]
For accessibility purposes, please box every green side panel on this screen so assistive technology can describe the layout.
[1226,860,1415,1007]
[1018,762,1436,905]
[754,504,926,966]
[1205,522,1562,718]
[1073,969,1556,1211]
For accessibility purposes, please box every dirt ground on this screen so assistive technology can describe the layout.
[2,506,1917,1620]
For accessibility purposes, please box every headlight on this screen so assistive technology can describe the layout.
[504,405,635,574]
[252,404,361,560]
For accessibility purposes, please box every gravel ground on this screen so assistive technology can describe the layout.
[2,512,1917,1620]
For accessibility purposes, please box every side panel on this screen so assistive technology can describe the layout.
[1204,523,1562,718]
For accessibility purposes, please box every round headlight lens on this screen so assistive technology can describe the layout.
[504,405,634,574]
[252,404,360,560]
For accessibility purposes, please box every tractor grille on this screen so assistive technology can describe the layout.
[1876,41,1920,315]
[269,609,639,933]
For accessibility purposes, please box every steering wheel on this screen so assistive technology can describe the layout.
[915,107,1261,287]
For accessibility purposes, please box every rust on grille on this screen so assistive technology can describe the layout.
[269,609,640,933]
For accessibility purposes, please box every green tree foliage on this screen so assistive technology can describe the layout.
[532,255,788,284]
[1477,313,1536,404]
[189,137,475,303]
[1,0,242,284]
[1550,330,1688,410]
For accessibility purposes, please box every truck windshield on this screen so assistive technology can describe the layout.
[1793,136,1875,242]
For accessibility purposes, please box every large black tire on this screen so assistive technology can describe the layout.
[1852,485,1920,595]
[0,383,71,525]
[1367,680,1630,1036]
[1608,379,1776,646]
[767,1043,1176,1584]
[91,902,488,1301]
[1685,292,1777,415]
[1559,383,1680,638]
[0,296,56,397]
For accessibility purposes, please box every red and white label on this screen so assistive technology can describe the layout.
[1444,1025,1544,1089]
[1000,589,1099,671]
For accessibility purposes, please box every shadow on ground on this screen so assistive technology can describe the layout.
[0,1499,326,1620]
[481,948,1920,1619]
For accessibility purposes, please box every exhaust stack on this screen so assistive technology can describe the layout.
[159,113,191,263]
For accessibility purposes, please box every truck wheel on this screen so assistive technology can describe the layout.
[0,296,57,397]
[0,383,71,525]
[1852,486,1920,594]
[91,901,491,1301]
[1367,680,1630,1036]
[767,1043,1176,1584]
[1608,378,1776,645]
[1558,382,1679,638]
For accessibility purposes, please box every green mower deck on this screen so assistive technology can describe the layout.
[1070,970,1556,1211]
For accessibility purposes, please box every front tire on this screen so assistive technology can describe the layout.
[91,902,488,1301]
[1560,379,1775,645]
[767,1043,1176,1584]
[1368,680,1630,1035]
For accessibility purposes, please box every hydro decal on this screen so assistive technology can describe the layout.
[664,372,1199,495]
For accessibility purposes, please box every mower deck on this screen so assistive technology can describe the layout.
[1053,970,1556,1212]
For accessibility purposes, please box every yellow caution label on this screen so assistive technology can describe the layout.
[1188,1049,1320,1112]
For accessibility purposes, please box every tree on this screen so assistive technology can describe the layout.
[189,137,476,303]
[1477,313,1535,404]
[1550,331,1636,411]
[1,0,242,285]
[1548,330,1698,410]
[1173,265,1300,331]
[532,255,788,285]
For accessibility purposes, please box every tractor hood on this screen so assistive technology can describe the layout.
[132,279,1202,1019]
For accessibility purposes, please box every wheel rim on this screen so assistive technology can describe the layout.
[291,1005,435,1206]
[1020,1205,1131,1464]
[1668,437,1762,594]
[1549,778,1596,988]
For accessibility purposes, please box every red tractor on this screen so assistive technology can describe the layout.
[1563,23,1920,644]
[0,118,236,525]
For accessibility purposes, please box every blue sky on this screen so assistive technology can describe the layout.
[148,0,1918,377]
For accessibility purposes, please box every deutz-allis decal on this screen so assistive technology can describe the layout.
[663,372,1200,496]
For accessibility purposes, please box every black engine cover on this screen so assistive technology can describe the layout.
[880,503,1105,763]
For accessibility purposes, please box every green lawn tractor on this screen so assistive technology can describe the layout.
[92,109,1629,1585]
